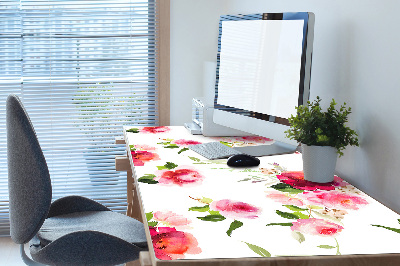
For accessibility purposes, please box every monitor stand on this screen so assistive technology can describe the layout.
[233,141,299,157]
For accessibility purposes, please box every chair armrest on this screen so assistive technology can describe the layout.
[47,195,110,218]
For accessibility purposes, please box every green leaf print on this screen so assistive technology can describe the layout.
[271,183,304,194]
[266,222,293,227]
[371,224,400,234]
[126,128,139,133]
[197,214,226,222]
[188,205,210,212]
[226,220,243,237]
[243,242,271,257]
[276,210,300,220]
[138,174,158,184]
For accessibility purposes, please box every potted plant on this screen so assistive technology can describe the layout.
[285,96,359,183]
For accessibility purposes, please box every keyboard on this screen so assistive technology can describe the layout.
[189,142,243,160]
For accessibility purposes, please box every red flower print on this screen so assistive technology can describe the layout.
[277,171,336,191]
[291,218,344,237]
[155,167,204,186]
[172,139,202,147]
[131,150,160,166]
[141,126,170,133]
[299,191,368,210]
[149,227,201,260]
[209,199,261,219]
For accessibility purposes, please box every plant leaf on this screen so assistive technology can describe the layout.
[284,205,308,211]
[372,224,400,234]
[197,214,226,222]
[226,220,243,237]
[317,245,336,249]
[276,210,300,220]
[291,231,305,243]
[243,242,271,257]
[188,205,210,212]
[266,222,293,227]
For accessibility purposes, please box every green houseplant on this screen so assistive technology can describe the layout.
[285,96,359,182]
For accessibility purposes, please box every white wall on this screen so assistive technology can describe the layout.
[170,0,400,213]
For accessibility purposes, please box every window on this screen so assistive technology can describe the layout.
[0,0,169,236]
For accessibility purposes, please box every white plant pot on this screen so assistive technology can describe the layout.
[301,144,338,183]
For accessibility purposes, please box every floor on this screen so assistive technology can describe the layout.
[0,236,141,266]
[0,237,25,266]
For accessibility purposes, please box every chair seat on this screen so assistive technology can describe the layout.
[37,211,147,248]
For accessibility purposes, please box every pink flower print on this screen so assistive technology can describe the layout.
[131,150,160,166]
[332,175,350,187]
[155,167,204,186]
[266,191,304,206]
[150,227,202,260]
[299,191,368,210]
[153,211,191,229]
[291,218,344,237]
[172,139,202,147]
[141,126,170,134]
[209,199,261,219]
[235,136,273,143]
[134,144,157,151]
[277,171,336,191]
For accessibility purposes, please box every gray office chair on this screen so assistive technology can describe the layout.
[6,94,148,265]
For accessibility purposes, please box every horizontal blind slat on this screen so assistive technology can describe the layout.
[0,0,159,236]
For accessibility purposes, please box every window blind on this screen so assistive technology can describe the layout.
[0,0,159,236]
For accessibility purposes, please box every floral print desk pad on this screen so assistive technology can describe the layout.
[124,126,400,261]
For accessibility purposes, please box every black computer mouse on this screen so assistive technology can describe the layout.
[227,154,260,167]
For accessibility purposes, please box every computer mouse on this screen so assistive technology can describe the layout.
[227,154,260,167]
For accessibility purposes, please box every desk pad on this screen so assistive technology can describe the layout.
[124,126,400,261]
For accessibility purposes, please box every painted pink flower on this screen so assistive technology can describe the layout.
[155,167,204,186]
[209,199,261,219]
[299,191,368,210]
[141,126,170,134]
[277,171,336,191]
[235,136,273,143]
[265,191,304,206]
[153,211,191,229]
[291,218,344,237]
[332,175,350,187]
[172,139,202,147]
[131,150,160,166]
[149,227,201,260]
[134,144,157,151]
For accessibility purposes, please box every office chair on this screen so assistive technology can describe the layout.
[6,94,148,265]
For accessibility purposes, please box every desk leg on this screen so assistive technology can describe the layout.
[127,169,144,222]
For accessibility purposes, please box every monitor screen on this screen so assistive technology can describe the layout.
[213,13,314,156]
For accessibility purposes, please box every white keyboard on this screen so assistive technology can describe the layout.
[189,142,243,160]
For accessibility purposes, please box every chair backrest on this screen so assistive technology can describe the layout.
[6,94,52,244]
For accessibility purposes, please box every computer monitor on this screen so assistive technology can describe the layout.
[213,12,315,156]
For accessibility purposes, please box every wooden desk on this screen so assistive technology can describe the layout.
[120,126,400,266]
